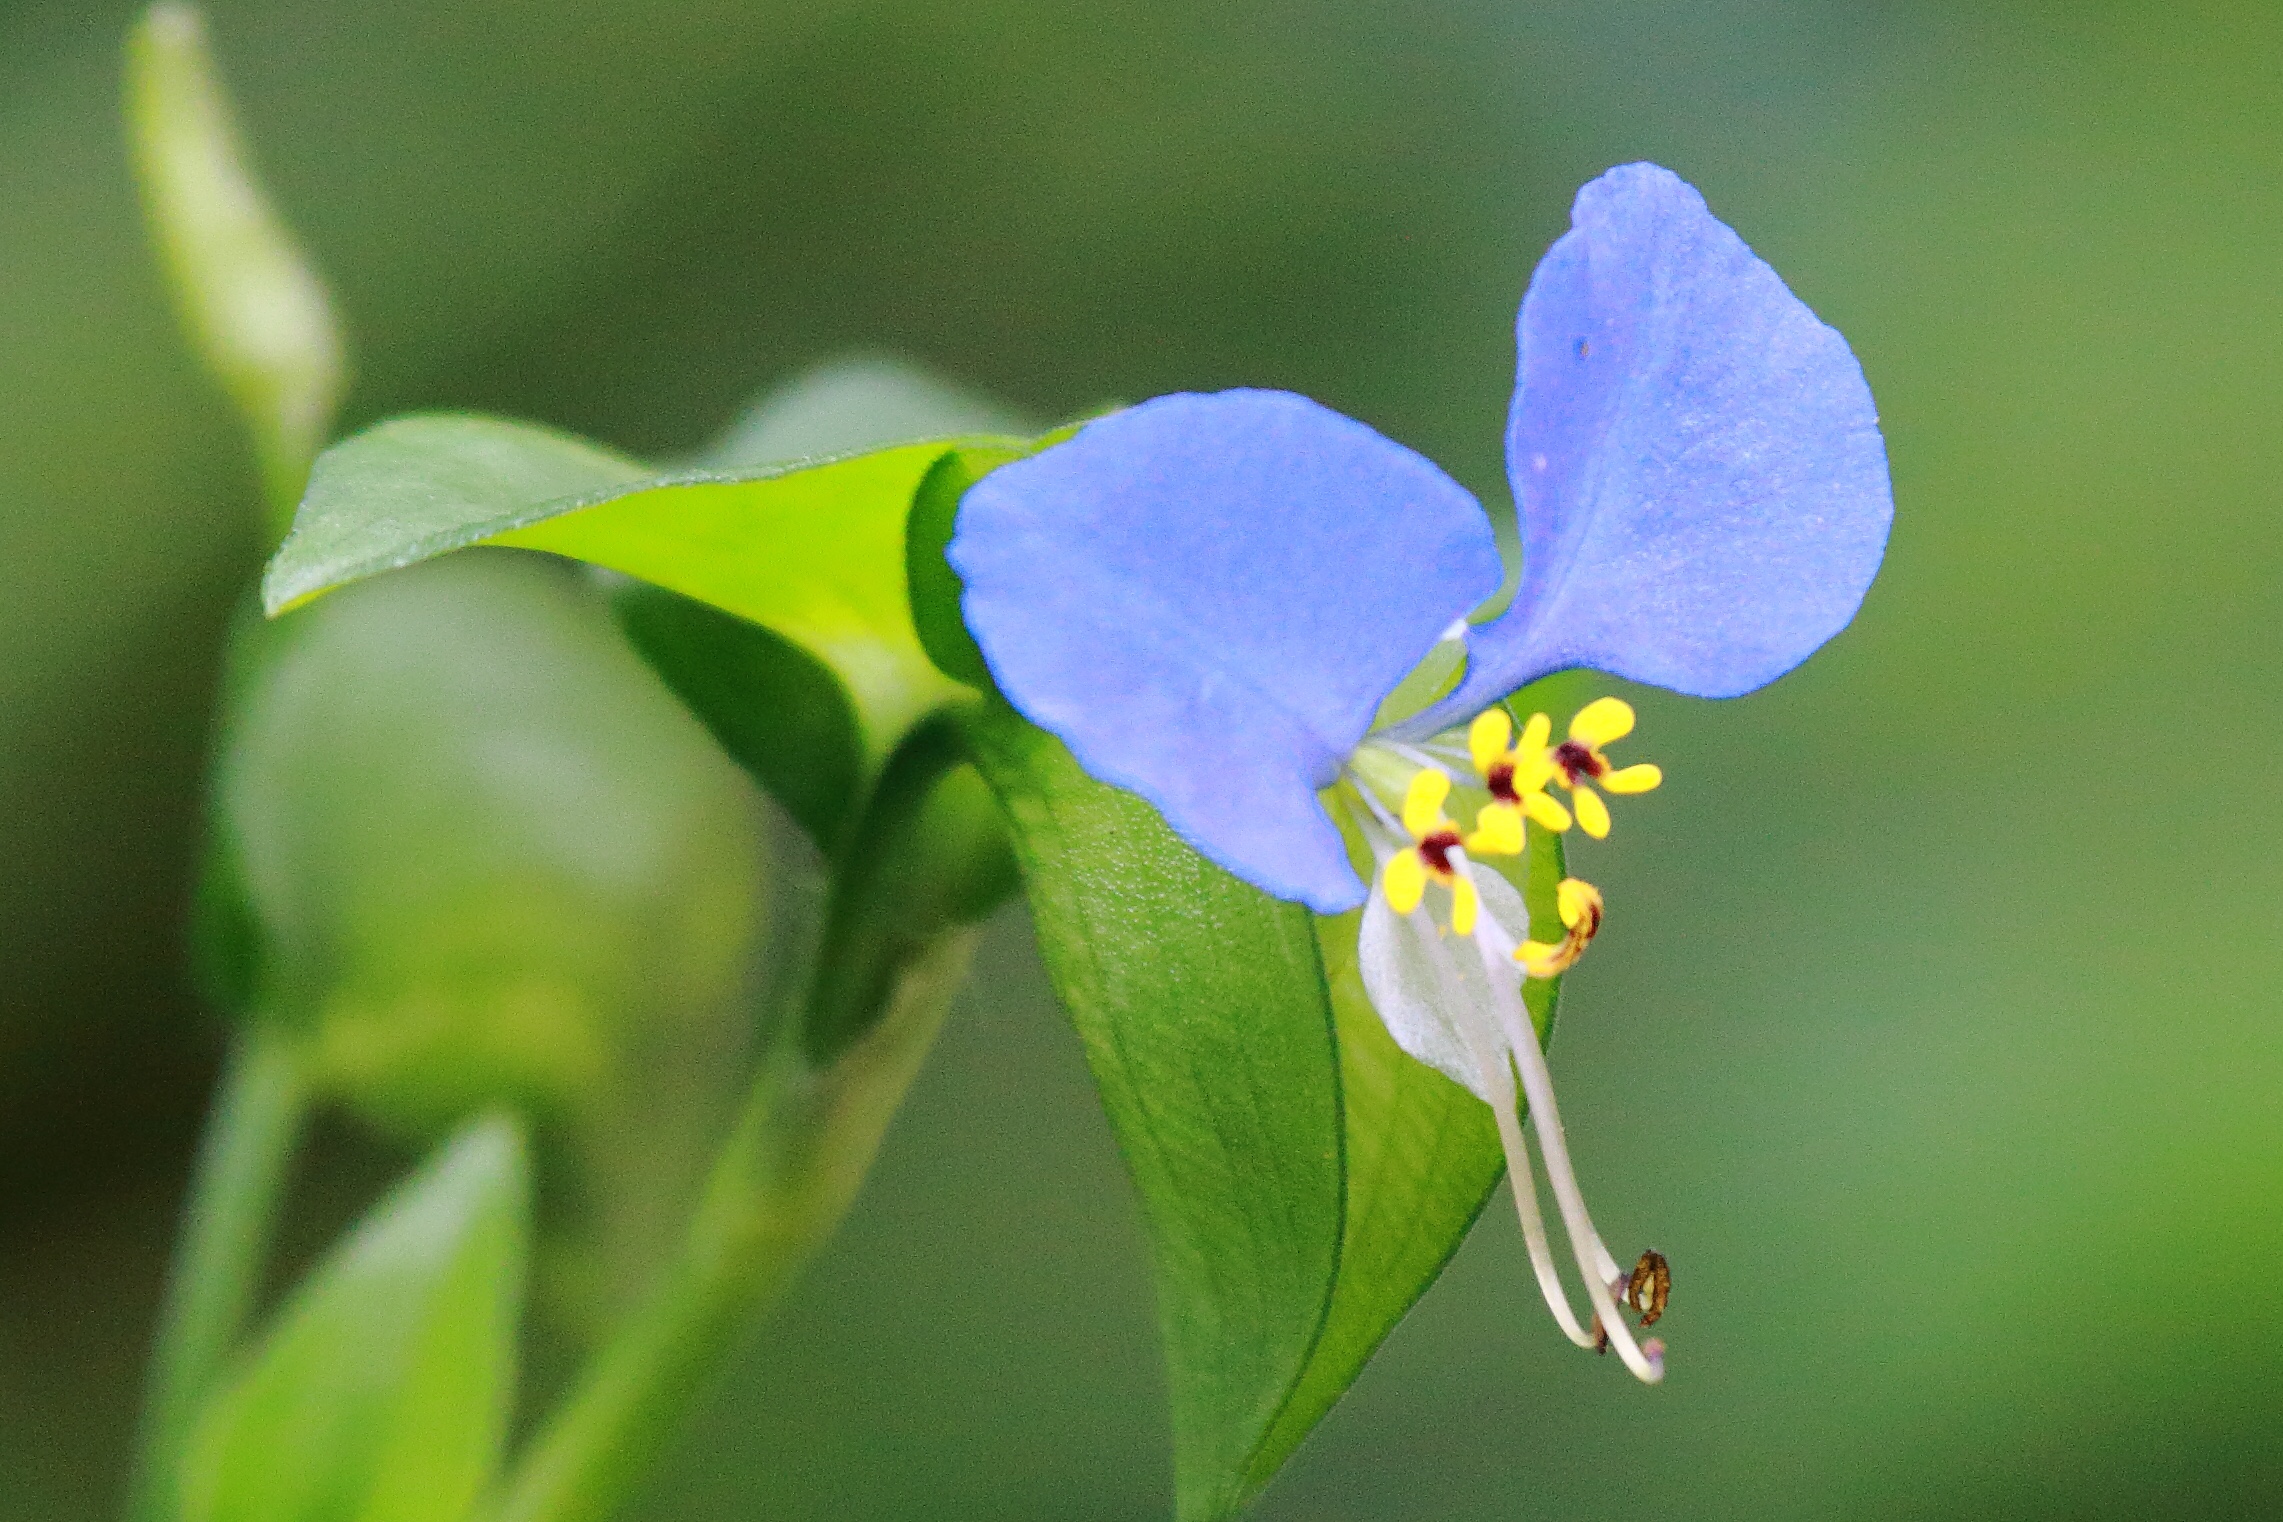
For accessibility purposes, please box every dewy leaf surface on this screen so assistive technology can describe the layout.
[180,1117,530,1522]
[265,414,1022,774]
[963,704,1344,1522]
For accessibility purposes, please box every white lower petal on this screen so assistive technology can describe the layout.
[1357,864,1530,1102]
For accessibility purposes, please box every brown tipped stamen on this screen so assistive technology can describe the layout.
[1625,1250,1670,1327]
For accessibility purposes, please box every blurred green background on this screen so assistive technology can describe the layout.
[5,0,2281,1517]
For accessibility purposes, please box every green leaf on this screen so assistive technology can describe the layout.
[963,680,1579,1516]
[265,415,1021,779]
[611,585,863,852]
[962,703,1344,1522]
[803,718,1018,1063]
[606,357,1041,846]
[180,1116,531,1522]
[126,1,346,528]
[1243,822,1570,1498]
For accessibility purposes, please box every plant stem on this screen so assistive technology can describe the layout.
[491,930,978,1522]
[125,1027,308,1522]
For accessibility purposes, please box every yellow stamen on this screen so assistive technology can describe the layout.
[1569,696,1635,747]
[1467,707,1571,844]
[1602,763,1661,795]
[1383,849,1427,915]
[1518,878,1604,979]
[1572,785,1611,840]
[1556,877,1601,929]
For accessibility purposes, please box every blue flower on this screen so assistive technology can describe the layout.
[951,163,1889,915]
[946,162,1891,1381]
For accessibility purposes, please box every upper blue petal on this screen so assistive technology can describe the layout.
[1421,162,1892,729]
[949,389,1501,913]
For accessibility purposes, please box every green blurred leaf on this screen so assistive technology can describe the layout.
[126,2,345,527]
[210,552,766,1338]
[180,1116,530,1522]
[216,552,762,1127]
[700,353,1031,472]
[266,415,1022,779]
[962,702,1344,1522]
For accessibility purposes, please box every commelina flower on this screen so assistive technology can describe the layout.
[947,163,1892,1382]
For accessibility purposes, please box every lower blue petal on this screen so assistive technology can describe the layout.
[950,390,1501,913]
[1424,162,1892,729]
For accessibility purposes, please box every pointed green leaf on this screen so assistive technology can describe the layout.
[126,2,345,527]
[960,677,1576,1514]
[265,415,1023,777]
[180,1117,530,1522]
[962,703,1344,1522]
[1242,825,1571,1499]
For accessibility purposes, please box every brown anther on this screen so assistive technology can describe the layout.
[1553,739,1604,783]
[1624,1249,1671,1327]
[1589,1313,1609,1355]
[1416,828,1462,876]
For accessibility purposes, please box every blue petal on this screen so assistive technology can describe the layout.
[1422,162,1892,728]
[950,390,1501,913]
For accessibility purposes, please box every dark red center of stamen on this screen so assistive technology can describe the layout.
[1417,829,1462,876]
[1484,759,1520,803]
[1553,739,1604,783]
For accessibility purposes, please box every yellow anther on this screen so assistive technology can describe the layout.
[1464,705,1568,854]
[1379,762,1477,935]
[1569,696,1635,748]
[1402,767,1452,837]
[1545,697,1660,839]
[1518,878,1605,979]
[1382,848,1427,915]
